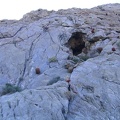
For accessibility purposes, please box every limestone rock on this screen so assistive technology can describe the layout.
[0,3,120,120]
[0,82,69,120]
[70,54,120,120]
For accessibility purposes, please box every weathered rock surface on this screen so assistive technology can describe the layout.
[0,82,70,120]
[70,54,120,120]
[0,3,120,120]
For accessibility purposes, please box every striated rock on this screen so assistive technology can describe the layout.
[0,3,120,120]
[70,54,120,120]
[0,82,70,120]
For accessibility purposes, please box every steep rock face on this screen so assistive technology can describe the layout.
[0,82,70,120]
[0,3,120,120]
[69,54,120,120]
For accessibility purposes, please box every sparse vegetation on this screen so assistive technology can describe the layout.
[72,57,80,64]
[49,57,58,63]
[67,56,80,64]
[1,83,21,95]
[80,55,89,61]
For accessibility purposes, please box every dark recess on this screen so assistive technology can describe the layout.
[68,32,86,55]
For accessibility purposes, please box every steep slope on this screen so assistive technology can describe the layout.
[0,3,120,120]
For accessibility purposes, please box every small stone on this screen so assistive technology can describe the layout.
[112,47,116,51]
[35,68,41,74]
[91,28,95,33]
[97,47,103,54]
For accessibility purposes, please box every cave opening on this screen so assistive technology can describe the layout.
[67,32,86,55]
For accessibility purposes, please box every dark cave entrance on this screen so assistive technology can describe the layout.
[68,32,86,55]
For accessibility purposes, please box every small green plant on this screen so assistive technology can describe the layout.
[47,76,61,85]
[1,83,21,95]
[67,56,80,64]
[49,57,58,63]
[80,55,89,61]
[72,57,80,64]
[68,66,74,73]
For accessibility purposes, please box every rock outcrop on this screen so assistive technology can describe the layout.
[0,3,120,120]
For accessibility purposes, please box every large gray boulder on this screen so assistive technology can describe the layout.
[70,54,120,120]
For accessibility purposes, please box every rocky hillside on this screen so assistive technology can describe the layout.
[0,3,120,120]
